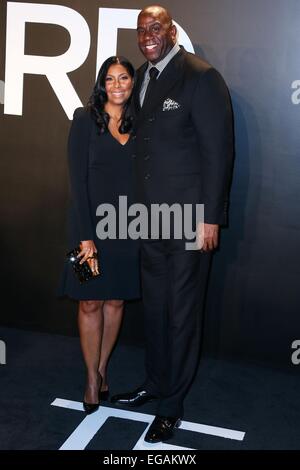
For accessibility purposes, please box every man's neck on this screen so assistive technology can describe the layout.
[148,43,180,74]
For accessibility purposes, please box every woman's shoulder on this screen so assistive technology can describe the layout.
[71,107,94,137]
[73,106,91,122]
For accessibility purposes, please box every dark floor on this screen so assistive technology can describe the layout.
[0,326,300,450]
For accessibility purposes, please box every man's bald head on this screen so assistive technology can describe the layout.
[138,5,173,27]
[137,5,177,64]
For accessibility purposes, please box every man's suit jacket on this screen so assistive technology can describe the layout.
[132,46,233,225]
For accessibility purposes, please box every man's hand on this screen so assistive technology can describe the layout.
[197,223,219,252]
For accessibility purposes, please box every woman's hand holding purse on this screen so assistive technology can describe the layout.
[78,240,99,275]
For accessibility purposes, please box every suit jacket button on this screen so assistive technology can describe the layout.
[144,155,150,160]
[132,154,136,159]
[148,117,155,122]
[144,173,151,180]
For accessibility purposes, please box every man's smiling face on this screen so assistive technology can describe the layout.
[137,7,177,64]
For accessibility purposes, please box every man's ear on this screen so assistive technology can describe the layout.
[171,24,177,40]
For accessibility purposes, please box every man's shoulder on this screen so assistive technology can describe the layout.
[183,50,212,75]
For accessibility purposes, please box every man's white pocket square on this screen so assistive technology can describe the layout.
[162,98,181,111]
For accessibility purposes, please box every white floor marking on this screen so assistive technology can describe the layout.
[51,398,245,450]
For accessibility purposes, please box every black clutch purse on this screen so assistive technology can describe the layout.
[66,245,101,284]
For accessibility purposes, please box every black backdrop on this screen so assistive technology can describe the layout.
[1,0,300,369]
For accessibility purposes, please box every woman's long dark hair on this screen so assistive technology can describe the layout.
[87,56,135,134]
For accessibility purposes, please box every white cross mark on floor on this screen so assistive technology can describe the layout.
[51,398,245,450]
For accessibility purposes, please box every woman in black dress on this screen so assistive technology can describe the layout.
[59,56,140,414]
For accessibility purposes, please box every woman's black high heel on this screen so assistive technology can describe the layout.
[83,375,109,413]
[83,399,100,414]
[83,378,102,414]
[98,373,109,401]
[99,389,109,401]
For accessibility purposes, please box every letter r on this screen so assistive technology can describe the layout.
[4,2,90,119]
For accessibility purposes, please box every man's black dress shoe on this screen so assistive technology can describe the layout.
[110,387,157,406]
[144,415,181,443]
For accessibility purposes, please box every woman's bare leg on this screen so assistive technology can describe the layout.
[78,300,104,403]
[98,300,124,390]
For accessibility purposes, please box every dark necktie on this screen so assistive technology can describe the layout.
[142,66,159,107]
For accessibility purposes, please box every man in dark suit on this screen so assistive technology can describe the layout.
[111,5,233,443]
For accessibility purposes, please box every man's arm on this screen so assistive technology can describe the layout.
[191,67,233,250]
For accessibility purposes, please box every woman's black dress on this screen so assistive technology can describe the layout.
[58,107,140,300]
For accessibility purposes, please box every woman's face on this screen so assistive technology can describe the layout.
[105,63,133,106]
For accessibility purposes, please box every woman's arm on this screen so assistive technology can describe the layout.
[68,107,94,242]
